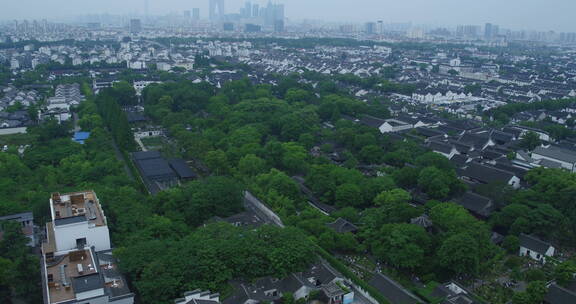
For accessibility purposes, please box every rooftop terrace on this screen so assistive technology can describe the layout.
[50,191,106,227]
[45,248,97,304]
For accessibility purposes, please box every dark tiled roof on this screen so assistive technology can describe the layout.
[490,130,515,144]
[493,160,529,179]
[0,212,33,222]
[132,151,162,160]
[451,141,473,154]
[221,210,265,228]
[360,115,386,128]
[539,159,564,169]
[54,215,87,226]
[458,133,491,150]
[168,159,196,179]
[72,273,104,293]
[326,218,358,234]
[137,158,176,179]
[544,283,576,304]
[369,273,423,304]
[430,141,454,154]
[461,163,516,184]
[455,192,493,217]
[533,146,576,163]
[416,127,445,138]
[519,233,552,255]
[481,149,505,160]
[450,154,469,167]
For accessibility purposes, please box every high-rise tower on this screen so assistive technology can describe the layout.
[209,0,225,21]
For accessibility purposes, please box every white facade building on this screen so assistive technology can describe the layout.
[519,233,555,263]
[379,119,413,133]
[41,191,134,304]
[532,146,576,172]
[48,192,111,254]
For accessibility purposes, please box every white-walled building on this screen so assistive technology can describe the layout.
[133,81,161,96]
[379,119,414,133]
[41,191,134,304]
[47,191,111,253]
[532,146,576,172]
[519,233,555,263]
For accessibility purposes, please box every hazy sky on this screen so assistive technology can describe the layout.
[2,0,575,32]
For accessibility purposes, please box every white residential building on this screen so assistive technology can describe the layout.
[41,191,134,304]
[532,146,576,172]
[519,233,555,263]
[379,119,413,133]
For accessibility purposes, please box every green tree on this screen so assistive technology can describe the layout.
[555,260,576,287]
[281,142,309,174]
[335,183,363,208]
[238,154,267,176]
[0,257,13,303]
[448,69,459,76]
[418,166,451,199]
[359,145,384,164]
[78,113,104,131]
[204,150,229,175]
[374,188,411,206]
[112,80,138,106]
[526,281,547,304]
[502,235,520,254]
[520,131,541,151]
[437,232,479,276]
[372,223,431,269]
[0,221,29,259]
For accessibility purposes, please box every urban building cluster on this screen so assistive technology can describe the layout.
[1,1,576,304]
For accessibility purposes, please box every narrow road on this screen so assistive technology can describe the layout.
[135,137,147,151]
[72,112,80,132]
[110,139,135,181]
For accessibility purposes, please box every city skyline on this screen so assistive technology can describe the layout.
[1,0,576,32]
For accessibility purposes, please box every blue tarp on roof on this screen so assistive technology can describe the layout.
[73,132,91,144]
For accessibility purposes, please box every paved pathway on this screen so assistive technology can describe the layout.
[111,140,135,181]
[135,137,147,151]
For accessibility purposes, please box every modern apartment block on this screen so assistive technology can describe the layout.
[41,191,134,304]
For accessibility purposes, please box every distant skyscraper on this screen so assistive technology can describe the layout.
[457,25,481,37]
[340,24,354,33]
[209,0,225,21]
[144,0,149,19]
[184,10,191,18]
[130,19,142,33]
[274,20,285,33]
[242,2,252,18]
[377,21,384,34]
[192,8,200,21]
[365,22,376,34]
[252,4,259,18]
[261,2,284,27]
[485,23,496,39]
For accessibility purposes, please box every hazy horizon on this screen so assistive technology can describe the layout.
[2,0,575,32]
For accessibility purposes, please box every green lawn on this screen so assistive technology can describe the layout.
[414,281,442,304]
[140,136,164,147]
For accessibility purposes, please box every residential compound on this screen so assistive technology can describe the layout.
[40,191,134,304]
[0,85,37,132]
[44,84,84,123]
